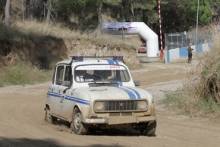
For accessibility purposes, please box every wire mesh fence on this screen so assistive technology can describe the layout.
[165,24,220,50]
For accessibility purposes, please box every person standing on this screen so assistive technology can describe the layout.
[188,44,193,63]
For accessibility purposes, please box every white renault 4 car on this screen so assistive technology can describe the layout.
[45,56,156,135]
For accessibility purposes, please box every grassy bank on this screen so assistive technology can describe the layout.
[0,63,52,87]
[14,21,141,69]
[164,38,220,118]
[164,90,220,117]
[0,21,140,68]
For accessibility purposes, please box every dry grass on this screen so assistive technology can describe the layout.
[194,38,220,103]
[13,20,141,69]
[0,62,52,86]
[164,36,220,117]
[14,21,81,39]
[14,20,139,50]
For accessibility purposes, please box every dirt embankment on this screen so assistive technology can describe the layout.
[0,23,67,68]
[0,22,140,69]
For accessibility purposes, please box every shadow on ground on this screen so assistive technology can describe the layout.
[53,120,143,137]
[0,137,124,147]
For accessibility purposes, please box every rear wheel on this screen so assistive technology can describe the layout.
[138,120,157,136]
[70,108,88,135]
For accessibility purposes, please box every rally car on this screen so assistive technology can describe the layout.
[45,56,156,135]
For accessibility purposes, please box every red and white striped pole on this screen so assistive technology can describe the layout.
[158,0,164,60]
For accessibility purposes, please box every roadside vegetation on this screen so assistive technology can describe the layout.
[0,20,140,65]
[0,63,52,87]
[164,38,220,117]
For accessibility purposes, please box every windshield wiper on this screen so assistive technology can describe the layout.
[88,80,119,87]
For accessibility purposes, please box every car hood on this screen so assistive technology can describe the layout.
[73,86,153,104]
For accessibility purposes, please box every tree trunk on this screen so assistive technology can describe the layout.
[130,0,135,21]
[46,0,52,23]
[4,0,10,26]
[121,0,126,21]
[22,0,25,21]
[97,1,103,31]
[25,0,32,20]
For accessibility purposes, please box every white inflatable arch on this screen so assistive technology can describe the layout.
[102,22,159,57]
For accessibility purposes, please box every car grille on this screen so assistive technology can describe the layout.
[102,100,138,112]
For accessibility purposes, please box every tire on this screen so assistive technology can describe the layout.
[139,120,157,136]
[44,107,57,124]
[70,108,88,135]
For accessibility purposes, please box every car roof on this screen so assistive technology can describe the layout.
[56,58,126,67]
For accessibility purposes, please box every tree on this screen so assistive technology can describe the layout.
[97,0,103,29]
[160,0,214,32]
[4,0,10,26]
[0,0,6,20]
[46,0,52,23]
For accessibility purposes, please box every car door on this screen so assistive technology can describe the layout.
[49,64,67,117]
[47,66,57,112]
[59,65,74,119]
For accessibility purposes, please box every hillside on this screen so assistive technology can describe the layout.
[0,20,142,86]
[0,21,141,68]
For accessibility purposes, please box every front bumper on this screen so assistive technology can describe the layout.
[84,115,156,125]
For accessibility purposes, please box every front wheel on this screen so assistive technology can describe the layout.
[44,107,57,124]
[138,120,157,136]
[70,108,88,135]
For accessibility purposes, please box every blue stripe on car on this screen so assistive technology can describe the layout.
[126,87,141,99]
[118,87,136,99]
[114,60,119,65]
[48,92,90,105]
[48,93,61,98]
[107,59,115,65]
[107,59,119,65]
[65,96,90,105]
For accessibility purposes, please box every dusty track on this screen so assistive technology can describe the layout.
[0,63,220,147]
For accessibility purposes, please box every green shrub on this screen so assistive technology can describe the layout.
[198,98,220,113]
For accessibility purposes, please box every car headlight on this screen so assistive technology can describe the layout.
[137,100,148,110]
[94,101,105,112]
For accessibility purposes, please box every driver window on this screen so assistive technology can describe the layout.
[55,65,64,85]
[63,66,72,87]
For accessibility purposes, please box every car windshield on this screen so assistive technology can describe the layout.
[74,65,130,83]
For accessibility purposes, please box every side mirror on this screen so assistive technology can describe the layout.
[134,81,140,86]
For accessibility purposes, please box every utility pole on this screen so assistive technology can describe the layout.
[195,0,200,48]
[157,0,164,60]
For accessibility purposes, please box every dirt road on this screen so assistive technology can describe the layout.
[0,63,220,147]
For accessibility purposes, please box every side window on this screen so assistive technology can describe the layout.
[56,66,64,85]
[64,66,72,83]
[52,66,56,84]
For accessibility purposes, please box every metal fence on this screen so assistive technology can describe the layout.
[165,24,220,50]
[164,24,220,63]
[165,32,188,49]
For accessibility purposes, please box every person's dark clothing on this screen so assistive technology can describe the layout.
[188,46,193,63]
